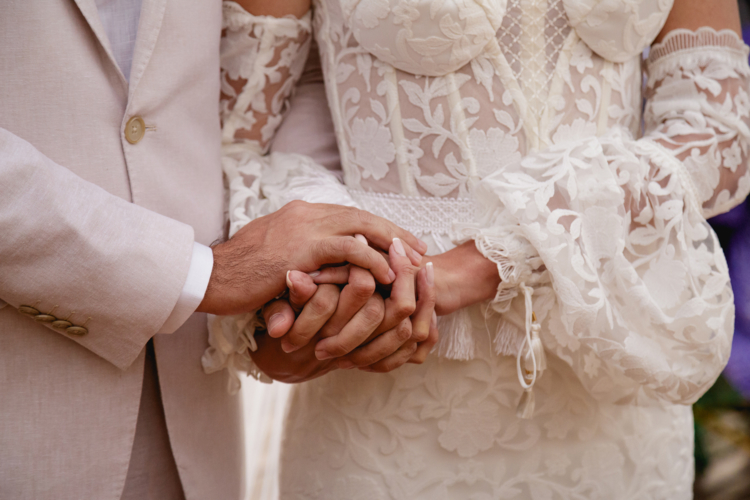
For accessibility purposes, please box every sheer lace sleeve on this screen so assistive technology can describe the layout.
[220,1,312,154]
[461,28,750,410]
[205,13,359,391]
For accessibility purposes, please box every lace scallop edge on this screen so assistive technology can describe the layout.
[647,28,750,82]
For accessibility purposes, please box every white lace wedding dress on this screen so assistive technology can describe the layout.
[206,1,750,498]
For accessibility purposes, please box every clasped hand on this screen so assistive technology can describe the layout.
[195,200,501,383]
[253,237,439,383]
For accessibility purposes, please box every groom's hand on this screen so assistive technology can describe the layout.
[196,201,427,316]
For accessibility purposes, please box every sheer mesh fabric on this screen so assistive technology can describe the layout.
[210,1,750,498]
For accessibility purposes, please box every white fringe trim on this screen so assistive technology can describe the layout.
[434,309,476,360]
[493,319,525,357]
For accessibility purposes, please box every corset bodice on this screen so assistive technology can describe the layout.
[342,0,672,76]
[314,0,672,199]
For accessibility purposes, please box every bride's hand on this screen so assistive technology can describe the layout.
[274,235,423,353]
[312,239,439,371]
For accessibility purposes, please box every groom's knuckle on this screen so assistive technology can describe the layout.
[309,287,337,317]
[395,320,412,343]
[355,208,376,229]
[317,237,346,261]
[338,236,357,258]
[307,299,329,318]
[361,298,384,325]
[285,199,307,218]
[349,274,376,300]
[328,207,353,229]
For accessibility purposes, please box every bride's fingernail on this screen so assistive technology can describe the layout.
[387,268,396,282]
[426,262,434,286]
[285,270,294,292]
[431,311,438,328]
[354,234,368,245]
[418,239,429,253]
[338,359,355,369]
[392,238,406,257]
[268,313,285,336]
[411,248,423,264]
[308,270,321,278]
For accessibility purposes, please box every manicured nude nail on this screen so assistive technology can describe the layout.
[419,239,429,253]
[285,270,294,293]
[308,270,320,278]
[426,262,434,286]
[281,340,299,353]
[387,268,396,282]
[432,311,437,327]
[392,238,406,257]
[315,349,333,360]
[268,313,285,336]
[354,234,368,245]
[338,359,355,369]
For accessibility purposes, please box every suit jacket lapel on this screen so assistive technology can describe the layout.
[128,0,168,99]
[72,0,127,84]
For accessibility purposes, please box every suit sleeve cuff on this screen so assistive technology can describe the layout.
[158,242,214,334]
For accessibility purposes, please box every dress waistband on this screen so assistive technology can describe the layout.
[349,190,479,236]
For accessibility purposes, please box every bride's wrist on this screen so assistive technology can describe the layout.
[426,241,500,315]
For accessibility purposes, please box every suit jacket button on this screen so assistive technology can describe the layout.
[66,326,88,336]
[34,314,56,323]
[125,116,146,144]
[52,320,73,330]
[19,305,40,316]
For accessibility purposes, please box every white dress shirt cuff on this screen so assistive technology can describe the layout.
[158,242,214,334]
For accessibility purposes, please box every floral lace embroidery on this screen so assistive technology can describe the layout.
[204,5,317,391]
[278,1,748,496]
[220,2,312,154]
[467,28,750,406]
[212,0,750,496]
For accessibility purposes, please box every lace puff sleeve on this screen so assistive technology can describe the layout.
[204,3,359,393]
[460,28,750,410]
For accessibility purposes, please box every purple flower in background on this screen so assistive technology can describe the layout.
[709,27,750,398]
[713,202,750,397]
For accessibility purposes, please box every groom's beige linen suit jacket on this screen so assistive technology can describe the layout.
[0,1,244,498]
